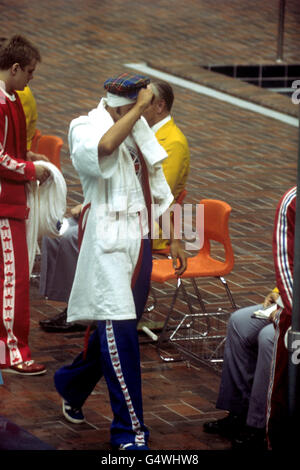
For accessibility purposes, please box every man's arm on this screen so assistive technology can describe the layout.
[0,107,49,184]
[272,187,296,315]
[0,148,50,185]
[158,213,187,277]
[98,86,154,158]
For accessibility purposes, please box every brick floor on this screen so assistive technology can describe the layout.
[1,0,299,453]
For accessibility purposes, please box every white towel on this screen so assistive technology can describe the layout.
[26,161,67,274]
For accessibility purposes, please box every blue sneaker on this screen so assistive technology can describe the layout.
[118,443,149,450]
[62,399,85,424]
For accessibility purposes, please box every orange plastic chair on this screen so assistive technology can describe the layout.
[30,128,42,152]
[143,188,188,317]
[36,135,63,170]
[151,199,236,350]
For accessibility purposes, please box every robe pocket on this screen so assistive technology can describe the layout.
[96,213,141,253]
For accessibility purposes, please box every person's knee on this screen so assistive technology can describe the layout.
[229,306,259,343]
[229,308,248,335]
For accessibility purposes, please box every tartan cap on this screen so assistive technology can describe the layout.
[104,72,150,99]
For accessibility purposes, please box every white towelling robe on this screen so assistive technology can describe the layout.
[67,98,173,323]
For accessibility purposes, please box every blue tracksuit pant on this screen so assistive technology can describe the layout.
[54,238,152,447]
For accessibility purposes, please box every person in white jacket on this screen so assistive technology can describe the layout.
[54,73,186,451]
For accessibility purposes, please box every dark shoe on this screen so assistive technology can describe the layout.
[203,413,246,439]
[39,308,86,333]
[118,443,149,450]
[62,399,85,424]
[231,426,268,451]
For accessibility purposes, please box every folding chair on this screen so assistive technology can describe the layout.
[36,135,63,170]
[151,199,236,363]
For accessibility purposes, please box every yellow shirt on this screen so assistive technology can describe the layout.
[152,117,190,251]
[16,86,38,150]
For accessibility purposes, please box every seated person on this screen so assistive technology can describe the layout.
[39,204,85,332]
[203,289,280,450]
[39,80,190,332]
[143,80,190,251]
[204,186,297,451]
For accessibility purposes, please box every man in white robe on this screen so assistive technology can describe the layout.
[54,73,186,451]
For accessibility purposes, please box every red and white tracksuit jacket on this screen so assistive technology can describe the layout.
[267,186,296,436]
[0,88,36,367]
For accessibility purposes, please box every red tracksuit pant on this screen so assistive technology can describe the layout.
[0,218,31,367]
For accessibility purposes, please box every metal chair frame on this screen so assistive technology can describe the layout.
[149,199,237,368]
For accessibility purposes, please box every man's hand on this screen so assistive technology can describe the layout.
[170,239,187,277]
[99,84,154,158]
[263,291,279,308]
[136,85,154,112]
[263,290,280,324]
[27,150,50,163]
[70,204,83,219]
[34,163,50,185]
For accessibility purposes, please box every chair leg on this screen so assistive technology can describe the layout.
[144,252,172,313]
[139,287,159,342]
[156,276,236,365]
[158,277,182,344]
[191,279,207,314]
[144,286,157,312]
[218,276,237,309]
[188,279,210,334]
[157,277,183,361]
[159,278,210,342]
[157,277,211,362]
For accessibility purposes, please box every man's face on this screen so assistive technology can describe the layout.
[109,103,135,122]
[13,58,37,91]
[142,98,158,128]
[117,103,135,119]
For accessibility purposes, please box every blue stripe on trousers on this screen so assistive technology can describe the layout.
[54,238,152,446]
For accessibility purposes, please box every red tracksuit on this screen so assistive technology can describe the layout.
[267,186,296,444]
[0,88,36,367]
